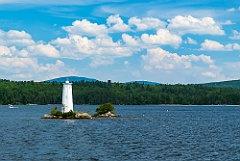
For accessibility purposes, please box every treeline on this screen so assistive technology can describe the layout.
[0,79,239,105]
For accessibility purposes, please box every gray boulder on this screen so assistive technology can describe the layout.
[98,111,116,117]
[75,112,92,119]
[43,114,54,119]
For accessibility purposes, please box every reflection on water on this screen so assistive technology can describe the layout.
[63,119,76,124]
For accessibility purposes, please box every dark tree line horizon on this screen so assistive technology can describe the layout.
[0,79,239,105]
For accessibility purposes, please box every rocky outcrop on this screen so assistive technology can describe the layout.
[43,111,119,119]
[75,112,92,119]
[43,114,63,119]
[43,103,118,119]
[43,112,91,119]
[43,114,53,119]
[95,111,117,118]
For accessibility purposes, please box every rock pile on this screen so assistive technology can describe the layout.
[97,111,116,117]
[75,112,92,119]
[43,112,92,119]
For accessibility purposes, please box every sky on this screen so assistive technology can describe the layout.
[0,0,239,84]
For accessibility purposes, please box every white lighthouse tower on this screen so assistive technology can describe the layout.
[62,79,73,113]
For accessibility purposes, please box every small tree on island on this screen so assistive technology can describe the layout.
[51,107,62,116]
[93,102,115,117]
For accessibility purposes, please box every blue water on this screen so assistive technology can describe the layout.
[0,105,239,160]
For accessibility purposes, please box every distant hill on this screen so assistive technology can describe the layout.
[45,76,98,83]
[44,76,240,88]
[202,79,240,88]
[125,80,159,85]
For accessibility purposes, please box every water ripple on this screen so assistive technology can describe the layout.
[0,105,239,160]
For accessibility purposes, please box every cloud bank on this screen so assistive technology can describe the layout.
[0,14,238,82]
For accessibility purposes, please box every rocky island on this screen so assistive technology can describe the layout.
[43,80,117,119]
[43,102,117,119]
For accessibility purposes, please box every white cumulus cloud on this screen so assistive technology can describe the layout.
[122,34,140,46]
[107,14,130,32]
[51,34,136,67]
[0,46,13,57]
[27,44,60,58]
[200,39,240,51]
[141,47,222,83]
[0,57,76,81]
[141,29,182,48]
[0,30,35,47]
[200,39,226,51]
[128,16,166,31]
[62,19,108,37]
[167,15,225,35]
[0,29,61,58]
[229,30,240,40]
[142,48,214,71]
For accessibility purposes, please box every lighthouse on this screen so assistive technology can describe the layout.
[62,79,73,113]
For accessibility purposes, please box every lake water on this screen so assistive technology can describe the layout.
[0,105,239,160]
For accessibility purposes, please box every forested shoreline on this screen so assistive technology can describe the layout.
[0,79,239,105]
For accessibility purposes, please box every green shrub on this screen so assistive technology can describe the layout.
[94,102,115,116]
[55,111,63,117]
[62,110,78,118]
[51,107,59,115]
[49,107,82,119]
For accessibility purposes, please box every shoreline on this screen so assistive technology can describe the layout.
[1,104,239,106]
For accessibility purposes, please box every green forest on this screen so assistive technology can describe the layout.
[0,79,239,105]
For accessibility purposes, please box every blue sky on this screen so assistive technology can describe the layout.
[0,0,239,84]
